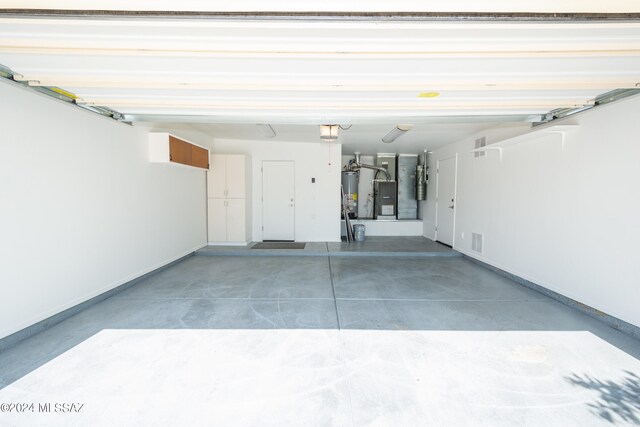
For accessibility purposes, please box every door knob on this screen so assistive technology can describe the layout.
[449,205,454,209]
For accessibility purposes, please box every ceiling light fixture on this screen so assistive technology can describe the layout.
[320,124,339,141]
[382,124,413,143]
[257,123,276,138]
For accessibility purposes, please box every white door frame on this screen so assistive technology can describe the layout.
[435,154,458,247]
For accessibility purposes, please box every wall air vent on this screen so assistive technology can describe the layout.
[471,233,484,253]
[474,137,486,158]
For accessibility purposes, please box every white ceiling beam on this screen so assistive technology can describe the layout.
[2,18,640,52]
[23,82,640,92]
[28,82,638,93]
[4,54,638,74]
[121,113,543,125]
[14,71,639,86]
[2,45,640,59]
[80,98,590,110]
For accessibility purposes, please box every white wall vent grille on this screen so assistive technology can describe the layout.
[472,233,484,253]
[474,137,486,158]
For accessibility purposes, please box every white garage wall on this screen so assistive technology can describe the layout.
[0,81,209,340]
[213,138,341,242]
[423,94,640,328]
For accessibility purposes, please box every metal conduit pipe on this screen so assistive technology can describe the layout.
[349,152,392,180]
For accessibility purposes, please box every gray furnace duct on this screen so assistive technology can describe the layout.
[415,165,426,200]
[397,154,418,219]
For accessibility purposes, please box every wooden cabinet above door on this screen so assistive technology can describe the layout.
[149,133,209,170]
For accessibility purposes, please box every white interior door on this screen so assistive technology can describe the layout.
[262,161,295,241]
[436,156,457,247]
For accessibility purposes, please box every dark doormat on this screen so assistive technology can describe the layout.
[251,242,306,249]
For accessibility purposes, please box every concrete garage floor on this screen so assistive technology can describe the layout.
[0,253,639,426]
[196,236,456,257]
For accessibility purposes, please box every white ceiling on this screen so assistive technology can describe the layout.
[1,9,639,149]
[137,121,530,155]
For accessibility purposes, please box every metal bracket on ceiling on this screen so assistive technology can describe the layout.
[0,64,14,79]
[534,87,640,126]
[593,88,640,106]
[0,62,126,122]
[75,103,125,120]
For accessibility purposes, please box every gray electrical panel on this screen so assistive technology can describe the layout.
[375,154,396,181]
[397,154,418,219]
[373,180,397,220]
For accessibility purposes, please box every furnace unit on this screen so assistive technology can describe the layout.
[373,180,397,220]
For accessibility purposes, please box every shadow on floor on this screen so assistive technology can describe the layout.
[565,371,640,425]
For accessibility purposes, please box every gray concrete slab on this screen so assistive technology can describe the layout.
[336,298,640,349]
[196,242,330,257]
[331,257,548,301]
[0,255,638,426]
[328,235,454,253]
[195,237,460,258]
[114,256,334,300]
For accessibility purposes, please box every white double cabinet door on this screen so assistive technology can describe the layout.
[207,154,247,244]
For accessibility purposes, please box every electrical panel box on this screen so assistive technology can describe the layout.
[375,154,396,181]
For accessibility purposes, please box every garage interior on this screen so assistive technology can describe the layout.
[1,3,640,426]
